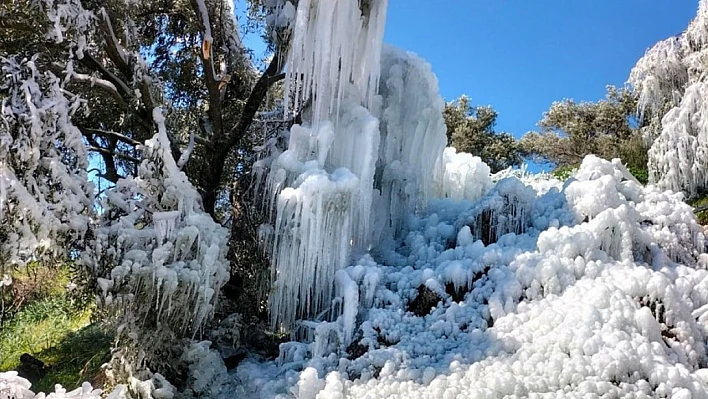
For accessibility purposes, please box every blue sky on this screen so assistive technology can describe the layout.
[383,1,698,138]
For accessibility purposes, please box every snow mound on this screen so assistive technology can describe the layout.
[0,371,121,399]
[238,155,708,398]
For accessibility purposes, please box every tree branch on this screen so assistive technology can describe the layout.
[190,0,224,138]
[88,146,141,164]
[226,53,284,149]
[78,51,133,100]
[70,73,127,106]
[83,128,141,147]
[97,8,131,78]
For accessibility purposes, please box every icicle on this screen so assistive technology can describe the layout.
[334,270,358,347]
[283,0,388,122]
[153,210,181,243]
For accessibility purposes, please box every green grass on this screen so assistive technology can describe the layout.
[0,269,112,393]
[31,323,113,393]
[689,196,708,225]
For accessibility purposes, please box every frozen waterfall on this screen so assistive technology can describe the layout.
[261,0,491,332]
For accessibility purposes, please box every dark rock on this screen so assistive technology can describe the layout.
[408,285,442,317]
[16,353,47,384]
[345,340,368,360]
[445,265,491,303]
[477,209,495,246]
[223,348,248,370]
[445,282,467,303]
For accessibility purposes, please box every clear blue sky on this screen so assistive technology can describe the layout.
[383,1,698,138]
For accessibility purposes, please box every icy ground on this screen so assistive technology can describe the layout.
[236,156,708,399]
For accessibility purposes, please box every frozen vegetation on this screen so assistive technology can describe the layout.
[4,0,708,398]
[630,0,708,198]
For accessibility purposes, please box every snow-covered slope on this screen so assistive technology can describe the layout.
[236,155,708,399]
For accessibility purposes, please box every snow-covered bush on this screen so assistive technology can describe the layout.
[0,55,93,269]
[82,109,229,381]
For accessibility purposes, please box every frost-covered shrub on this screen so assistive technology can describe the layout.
[0,56,93,269]
[82,110,229,381]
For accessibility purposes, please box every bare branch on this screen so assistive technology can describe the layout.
[227,52,284,148]
[97,8,131,77]
[83,128,141,147]
[71,73,127,106]
[190,0,224,137]
[78,51,133,100]
[89,146,141,164]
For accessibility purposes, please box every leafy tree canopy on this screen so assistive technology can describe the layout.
[444,95,523,173]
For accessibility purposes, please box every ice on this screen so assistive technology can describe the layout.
[436,147,493,202]
[81,108,230,383]
[238,153,708,398]
[11,0,708,397]
[153,210,181,243]
[0,371,123,399]
[334,270,359,347]
[0,56,93,268]
[260,0,453,331]
[629,0,708,196]
[283,0,388,122]
[294,367,325,399]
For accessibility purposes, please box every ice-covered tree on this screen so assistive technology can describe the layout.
[629,0,708,196]
[0,55,93,274]
[521,86,648,182]
[444,96,523,173]
[0,0,298,392]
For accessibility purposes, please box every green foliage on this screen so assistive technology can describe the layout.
[689,196,708,225]
[444,95,524,173]
[0,296,92,371]
[0,260,109,393]
[551,164,578,181]
[32,324,112,393]
[521,86,648,181]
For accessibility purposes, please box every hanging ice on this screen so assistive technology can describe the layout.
[283,0,388,122]
[153,210,181,243]
[629,0,708,197]
[261,0,495,333]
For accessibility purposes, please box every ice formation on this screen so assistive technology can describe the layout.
[259,0,474,332]
[235,1,708,396]
[238,155,708,398]
[629,0,708,197]
[282,0,388,121]
[0,371,122,399]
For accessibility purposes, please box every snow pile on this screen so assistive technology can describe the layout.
[82,109,229,379]
[435,148,493,202]
[0,371,123,399]
[0,56,93,267]
[629,0,708,197]
[238,155,708,398]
